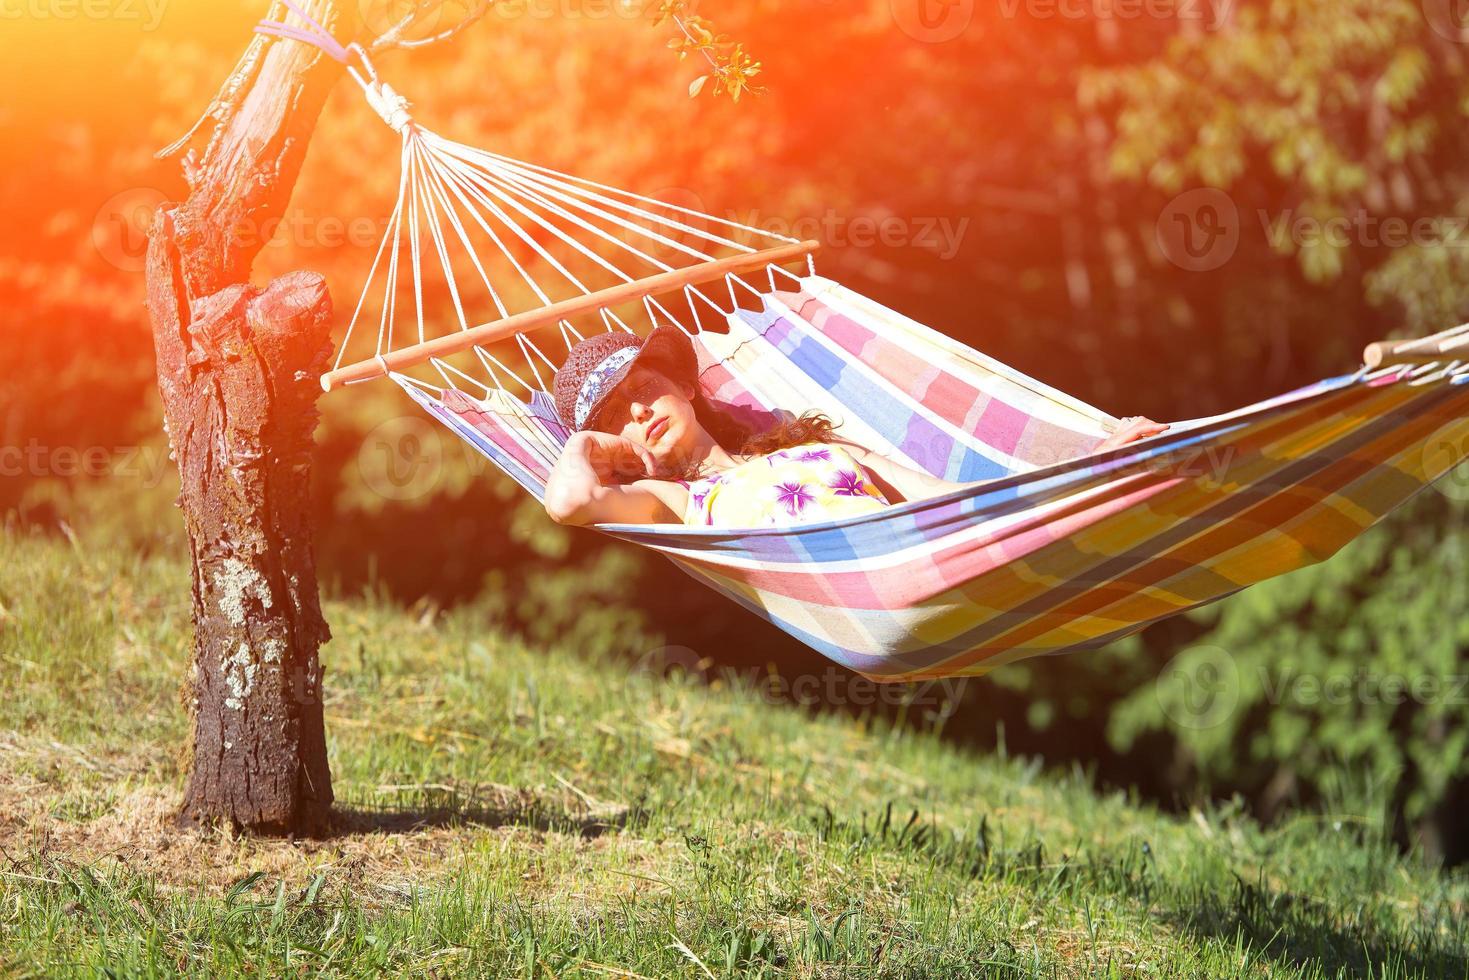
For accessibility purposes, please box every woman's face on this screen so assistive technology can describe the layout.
[593,364,701,467]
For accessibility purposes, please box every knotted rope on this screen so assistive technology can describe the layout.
[255,0,415,134]
[254,0,350,64]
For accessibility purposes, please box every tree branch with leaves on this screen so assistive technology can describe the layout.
[653,0,764,101]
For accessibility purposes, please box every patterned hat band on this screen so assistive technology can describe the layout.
[573,346,640,430]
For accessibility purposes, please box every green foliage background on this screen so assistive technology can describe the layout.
[1000,0,1469,864]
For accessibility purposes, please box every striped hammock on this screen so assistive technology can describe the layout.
[400,277,1469,680]
[258,2,1469,680]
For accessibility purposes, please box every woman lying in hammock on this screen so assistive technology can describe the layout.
[544,326,1168,528]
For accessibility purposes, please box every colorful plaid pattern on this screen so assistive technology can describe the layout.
[398,276,1469,680]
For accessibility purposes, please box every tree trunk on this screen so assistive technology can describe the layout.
[144,0,354,835]
[146,264,335,833]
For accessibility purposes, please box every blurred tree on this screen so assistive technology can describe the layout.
[1079,0,1469,863]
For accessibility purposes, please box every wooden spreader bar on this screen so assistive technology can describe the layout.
[1363,323,1469,368]
[320,240,821,392]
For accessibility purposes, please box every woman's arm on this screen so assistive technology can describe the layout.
[830,437,968,505]
[543,431,685,526]
[834,416,1171,505]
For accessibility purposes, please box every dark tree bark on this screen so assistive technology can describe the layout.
[144,0,355,835]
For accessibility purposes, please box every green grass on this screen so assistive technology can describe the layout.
[0,523,1466,978]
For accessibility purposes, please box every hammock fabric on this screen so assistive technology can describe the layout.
[401,276,1469,680]
[257,3,1469,681]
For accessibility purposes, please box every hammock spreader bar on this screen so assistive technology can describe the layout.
[321,239,821,390]
[1364,324,1469,367]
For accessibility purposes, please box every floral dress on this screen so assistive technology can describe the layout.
[677,442,892,528]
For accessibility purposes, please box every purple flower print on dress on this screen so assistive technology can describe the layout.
[794,446,833,464]
[826,468,867,497]
[689,474,723,524]
[773,480,815,517]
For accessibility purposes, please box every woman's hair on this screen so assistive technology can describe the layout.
[668,389,837,481]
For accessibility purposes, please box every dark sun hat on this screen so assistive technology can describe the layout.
[553,325,698,432]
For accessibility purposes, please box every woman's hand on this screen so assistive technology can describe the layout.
[1093,416,1170,453]
[544,431,680,526]
[567,430,658,484]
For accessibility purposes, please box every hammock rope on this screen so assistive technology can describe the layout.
[251,6,1469,680]
[259,2,808,397]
